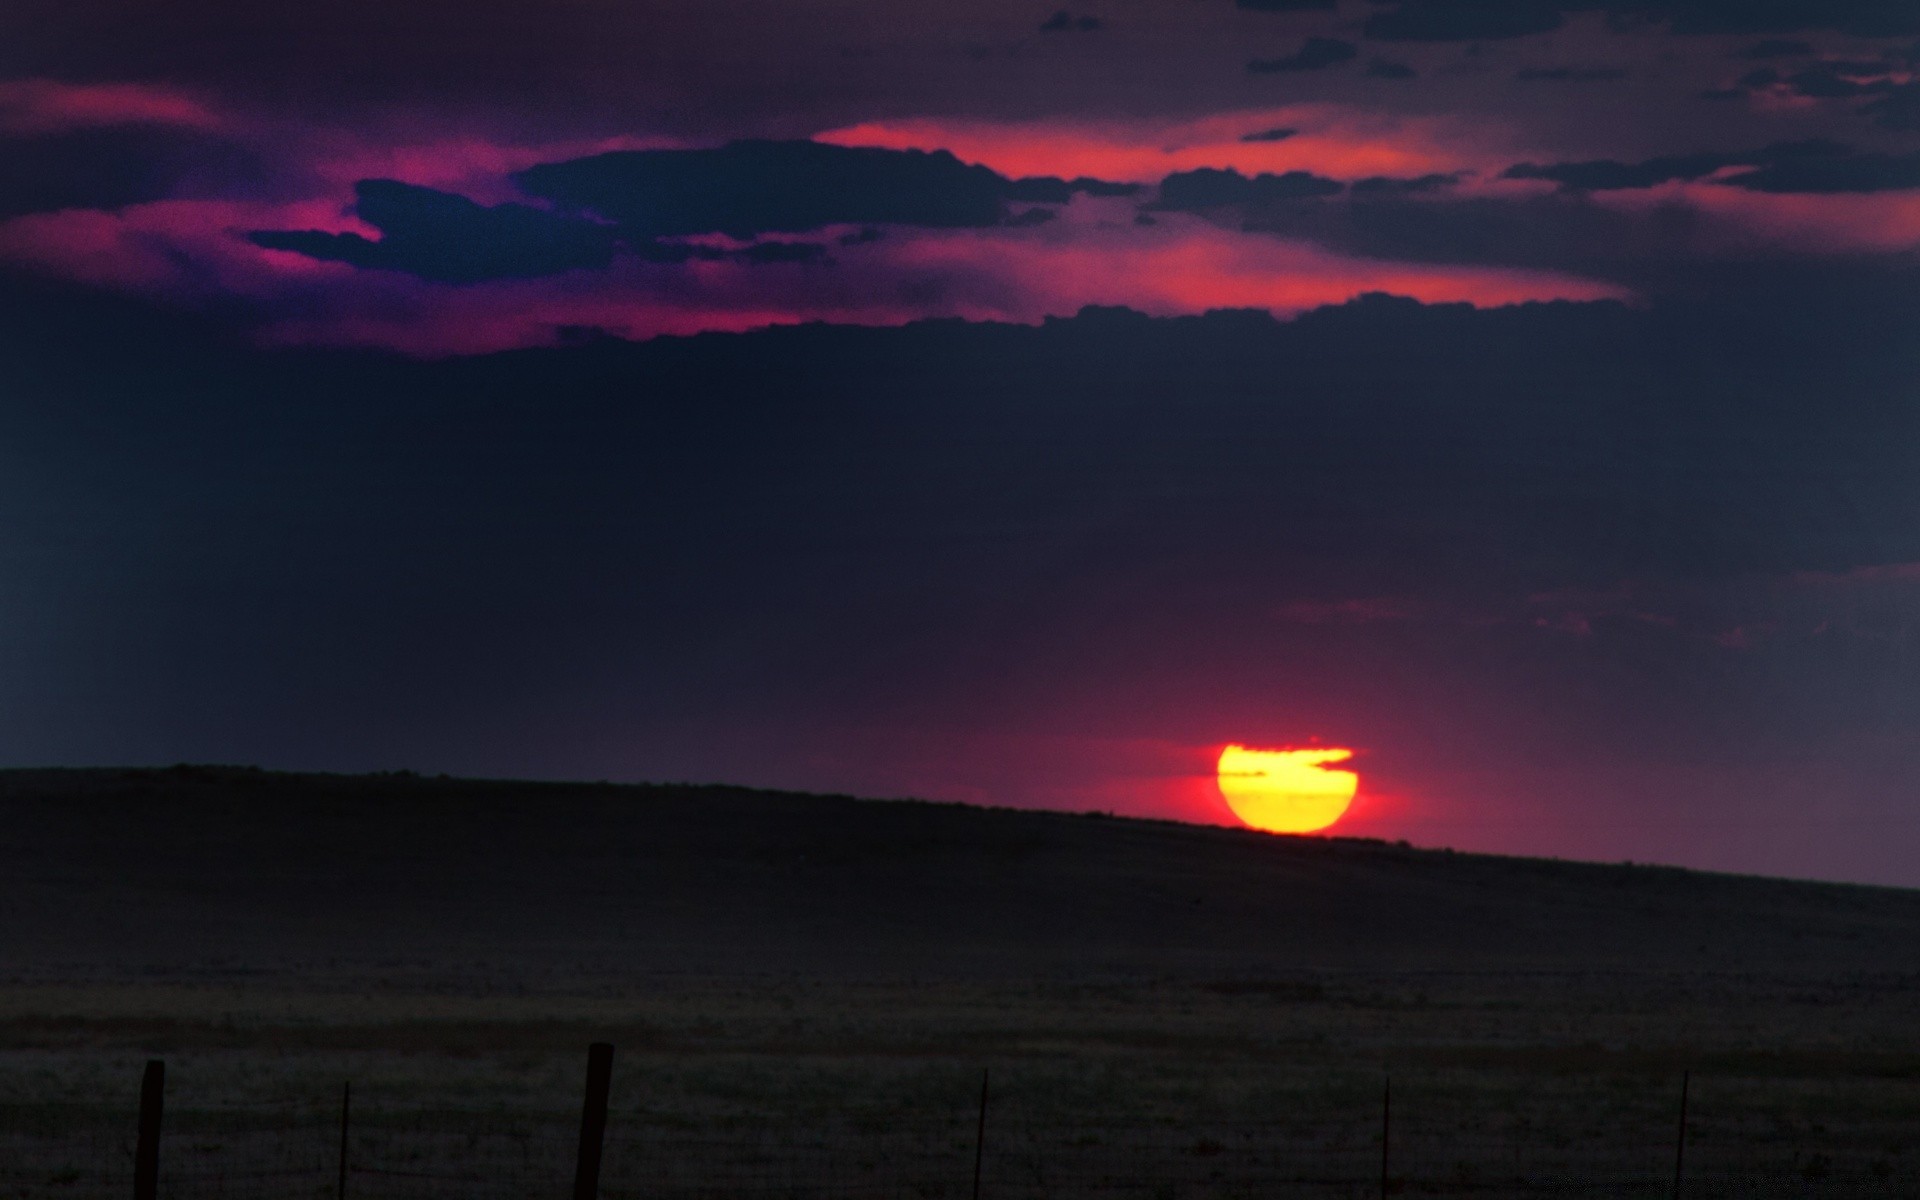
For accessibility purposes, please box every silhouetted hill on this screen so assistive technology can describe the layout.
[4,766,1916,985]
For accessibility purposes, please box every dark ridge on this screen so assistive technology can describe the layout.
[4,766,1918,987]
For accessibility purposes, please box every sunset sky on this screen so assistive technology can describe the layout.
[4,0,1920,884]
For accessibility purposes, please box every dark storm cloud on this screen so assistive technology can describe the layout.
[1235,189,1678,280]
[1239,126,1299,143]
[1154,167,1345,209]
[514,140,1112,240]
[1348,172,1461,195]
[1002,206,1057,226]
[1038,11,1103,32]
[733,239,834,264]
[1740,38,1815,57]
[6,267,1920,785]
[1366,59,1420,79]
[1514,66,1629,81]
[249,180,619,283]
[0,0,647,119]
[1362,1,1565,42]
[0,126,259,219]
[248,142,1138,282]
[1638,0,1920,35]
[1863,84,1920,129]
[1247,38,1358,73]
[1363,0,1920,41]
[1510,138,1920,195]
[1003,175,1142,201]
[1503,151,1743,190]
[1229,187,1905,299]
[1777,62,1897,98]
[1726,150,1920,193]
[1501,139,1851,191]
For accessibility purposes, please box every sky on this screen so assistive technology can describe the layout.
[4,0,1920,885]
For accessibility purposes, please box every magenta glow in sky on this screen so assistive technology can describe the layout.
[3,0,1919,884]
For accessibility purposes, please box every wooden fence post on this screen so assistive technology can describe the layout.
[573,1043,615,1200]
[133,1060,164,1200]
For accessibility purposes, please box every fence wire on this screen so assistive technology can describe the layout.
[2,1082,1915,1200]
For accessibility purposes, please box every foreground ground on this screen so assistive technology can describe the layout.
[1,767,1917,1197]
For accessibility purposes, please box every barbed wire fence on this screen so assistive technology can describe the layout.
[1,1048,1913,1200]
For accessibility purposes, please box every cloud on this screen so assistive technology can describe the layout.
[1367,60,1420,79]
[1349,172,1462,195]
[1514,67,1630,81]
[247,172,883,282]
[6,186,1622,355]
[818,107,1506,185]
[249,179,620,283]
[0,126,261,219]
[1501,139,1920,198]
[1363,1,1566,42]
[1505,152,1751,191]
[1248,38,1359,73]
[1039,10,1103,32]
[0,79,221,136]
[8,273,1919,822]
[1777,61,1898,98]
[1239,127,1299,143]
[1228,181,1920,290]
[1643,0,1920,35]
[0,79,259,219]
[1003,176,1143,201]
[1725,150,1920,193]
[1863,84,1920,128]
[1362,0,1920,42]
[1235,0,1337,10]
[733,239,833,264]
[1502,139,1851,191]
[514,140,1098,239]
[1741,38,1815,57]
[1155,167,1345,209]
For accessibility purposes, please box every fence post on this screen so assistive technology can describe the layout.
[337,1081,351,1200]
[972,1068,990,1200]
[1672,1070,1689,1199]
[1380,1075,1391,1199]
[133,1060,164,1200]
[573,1043,615,1200]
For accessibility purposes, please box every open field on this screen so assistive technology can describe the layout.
[2,767,1918,1197]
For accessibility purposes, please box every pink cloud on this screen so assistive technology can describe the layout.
[878,202,1626,320]
[1593,179,1920,254]
[0,198,374,294]
[0,79,222,136]
[0,193,1626,356]
[292,129,688,205]
[817,106,1523,184]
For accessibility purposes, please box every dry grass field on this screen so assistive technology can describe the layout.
[2,767,1917,1198]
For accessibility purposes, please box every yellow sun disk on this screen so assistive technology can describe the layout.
[1216,744,1358,834]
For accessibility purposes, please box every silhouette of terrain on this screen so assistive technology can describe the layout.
[7,766,1920,1196]
[5,765,1916,985]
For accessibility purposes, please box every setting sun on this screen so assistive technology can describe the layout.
[1216,745,1358,834]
